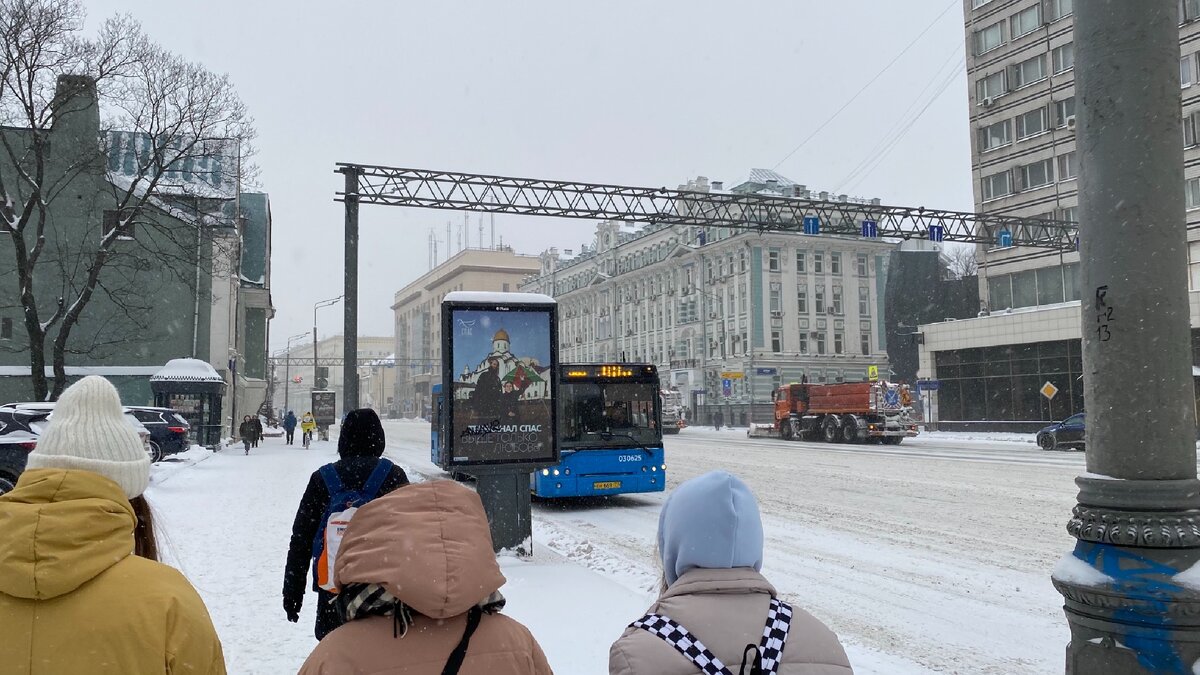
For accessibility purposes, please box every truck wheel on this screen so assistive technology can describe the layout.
[822,418,838,443]
[841,416,859,443]
[781,422,793,441]
[884,436,903,445]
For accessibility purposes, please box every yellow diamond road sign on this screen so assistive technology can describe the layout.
[868,365,879,381]
[1040,382,1059,400]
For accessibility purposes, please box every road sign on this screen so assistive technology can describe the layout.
[720,371,744,379]
[868,365,879,381]
[928,225,945,242]
[722,378,732,397]
[998,229,1013,247]
[916,380,941,392]
[755,367,777,376]
[861,220,878,238]
[1040,381,1059,400]
[803,215,820,235]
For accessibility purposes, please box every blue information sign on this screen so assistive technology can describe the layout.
[928,225,945,242]
[755,367,777,376]
[916,380,941,392]
[803,215,820,235]
[861,220,878,238]
[722,378,732,397]
[998,229,1013,247]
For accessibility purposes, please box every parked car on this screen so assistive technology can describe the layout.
[126,406,192,462]
[0,402,154,494]
[1037,412,1085,451]
[0,405,51,495]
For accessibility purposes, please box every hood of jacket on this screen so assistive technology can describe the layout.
[658,470,764,587]
[0,468,136,600]
[334,480,505,620]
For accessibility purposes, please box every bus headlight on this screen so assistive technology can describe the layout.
[651,466,657,472]
[564,468,570,475]
[542,469,549,476]
[661,464,666,470]
[553,469,560,476]
[641,466,647,472]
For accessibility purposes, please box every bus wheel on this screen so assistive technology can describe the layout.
[822,418,838,443]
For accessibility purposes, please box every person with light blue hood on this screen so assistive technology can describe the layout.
[610,471,852,675]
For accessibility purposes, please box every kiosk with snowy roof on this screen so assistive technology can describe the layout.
[150,358,226,448]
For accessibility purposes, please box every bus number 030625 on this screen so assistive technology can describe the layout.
[617,455,641,462]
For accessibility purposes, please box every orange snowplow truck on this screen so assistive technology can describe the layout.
[761,381,919,444]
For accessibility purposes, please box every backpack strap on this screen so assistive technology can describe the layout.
[441,605,483,675]
[318,463,343,496]
[754,599,793,675]
[630,613,732,675]
[361,458,394,501]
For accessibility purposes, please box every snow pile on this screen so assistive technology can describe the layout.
[151,358,224,382]
[1052,552,1113,587]
[1174,560,1200,592]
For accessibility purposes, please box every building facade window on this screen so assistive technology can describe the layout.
[935,341,1084,422]
[1012,54,1046,89]
[816,333,826,355]
[796,250,806,273]
[798,334,808,353]
[856,253,868,277]
[771,331,783,353]
[858,286,870,315]
[834,332,845,355]
[1188,177,1200,209]
[1185,54,1196,87]
[768,248,781,272]
[977,70,1007,102]
[860,332,870,356]
[1052,43,1074,74]
[797,287,808,314]
[815,287,825,314]
[982,170,1013,201]
[830,252,842,275]
[1185,111,1200,147]
[1054,97,1076,127]
[978,119,1012,152]
[769,282,782,312]
[1185,0,1200,23]
[813,251,824,274]
[1045,0,1072,21]
[1019,158,1055,190]
[1190,241,1200,290]
[1057,152,1077,180]
[831,287,843,315]
[1010,5,1041,39]
[974,21,1004,55]
[1016,107,1049,139]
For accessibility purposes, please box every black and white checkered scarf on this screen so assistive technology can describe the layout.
[337,583,506,639]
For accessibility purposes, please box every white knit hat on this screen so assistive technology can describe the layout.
[25,376,151,499]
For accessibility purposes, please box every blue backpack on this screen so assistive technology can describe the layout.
[311,459,394,592]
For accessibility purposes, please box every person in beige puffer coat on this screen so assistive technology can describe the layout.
[609,471,853,675]
[297,480,552,674]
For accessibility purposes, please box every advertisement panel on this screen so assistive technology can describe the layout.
[442,292,557,466]
[311,391,337,426]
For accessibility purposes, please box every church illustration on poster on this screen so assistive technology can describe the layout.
[454,314,550,403]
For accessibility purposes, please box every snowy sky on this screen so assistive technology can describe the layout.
[81,0,973,348]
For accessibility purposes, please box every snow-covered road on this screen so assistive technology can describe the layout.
[384,422,1082,674]
[144,423,1087,674]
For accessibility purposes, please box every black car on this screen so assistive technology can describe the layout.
[1037,412,1086,451]
[126,406,192,462]
[0,405,51,495]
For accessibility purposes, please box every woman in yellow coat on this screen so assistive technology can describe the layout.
[0,376,225,674]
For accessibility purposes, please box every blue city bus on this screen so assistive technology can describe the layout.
[532,363,666,498]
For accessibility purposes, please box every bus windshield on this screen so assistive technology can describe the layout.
[559,381,661,449]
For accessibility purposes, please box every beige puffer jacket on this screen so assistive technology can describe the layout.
[298,480,552,675]
[609,568,852,675]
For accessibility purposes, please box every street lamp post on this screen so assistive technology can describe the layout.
[313,295,343,408]
[283,332,308,416]
[1052,3,1200,672]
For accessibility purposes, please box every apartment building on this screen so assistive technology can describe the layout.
[391,248,543,418]
[519,170,896,425]
[916,0,1200,428]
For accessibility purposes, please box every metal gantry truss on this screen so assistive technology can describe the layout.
[335,164,1078,250]
[267,357,436,368]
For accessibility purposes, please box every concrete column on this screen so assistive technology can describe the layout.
[1052,2,1200,672]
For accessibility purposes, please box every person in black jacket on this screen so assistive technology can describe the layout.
[282,408,409,640]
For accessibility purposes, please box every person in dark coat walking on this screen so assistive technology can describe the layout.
[251,416,264,448]
[283,408,409,640]
[283,411,298,445]
[239,415,255,455]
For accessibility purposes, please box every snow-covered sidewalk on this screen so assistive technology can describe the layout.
[144,436,651,674]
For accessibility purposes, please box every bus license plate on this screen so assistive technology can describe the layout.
[593,481,622,490]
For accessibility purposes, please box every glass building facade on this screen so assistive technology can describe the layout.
[935,339,1084,422]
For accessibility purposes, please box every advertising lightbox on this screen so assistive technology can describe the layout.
[442,291,558,467]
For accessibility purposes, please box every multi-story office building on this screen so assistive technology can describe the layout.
[391,248,542,418]
[520,171,897,426]
[917,0,1200,428]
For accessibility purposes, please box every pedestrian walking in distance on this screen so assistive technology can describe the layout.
[298,480,552,674]
[284,410,298,445]
[251,415,264,448]
[0,376,226,674]
[610,470,853,674]
[239,415,256,455]
[284,408,409,640]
